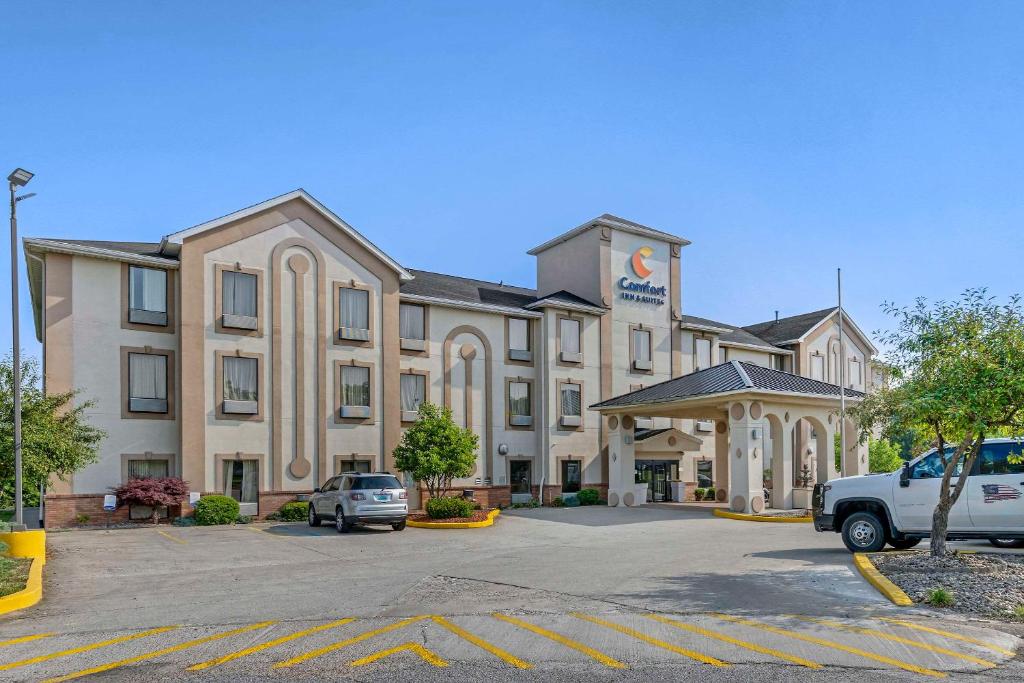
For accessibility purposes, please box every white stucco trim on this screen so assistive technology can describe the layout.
[527,214,691,255]
[523,298,607,315]
[399,293,544,318]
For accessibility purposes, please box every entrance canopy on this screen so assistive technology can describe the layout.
[591,361,866,513]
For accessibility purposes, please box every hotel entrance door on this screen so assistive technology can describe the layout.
[634,460,679,502]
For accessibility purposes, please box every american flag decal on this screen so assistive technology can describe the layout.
[982,484,1022,503]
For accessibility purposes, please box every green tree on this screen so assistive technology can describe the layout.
[850,290,1024,556]
[867,439,904,473]
[0,355,105,508]
[392,402,478,500]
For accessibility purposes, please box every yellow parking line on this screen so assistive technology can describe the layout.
[710,614,945,678]
[351,642,448,667]
[187,618,355,670]
[273,616,427,668]
[875,618,1017,657]
[430,615,532,669]
[493,613,625,669]
[571,613,728,667]
[156,530,187,545]
[42,621,276,683]
[647,614,822,669]
[0,626,178,672]
[794,616,996,668]
[0,633,55,648]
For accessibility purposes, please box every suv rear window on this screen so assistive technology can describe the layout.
[350,476,402,490]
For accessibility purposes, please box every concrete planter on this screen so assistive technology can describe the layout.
[792,487,813,509]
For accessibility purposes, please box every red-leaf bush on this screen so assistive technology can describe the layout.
[112,477,190,524]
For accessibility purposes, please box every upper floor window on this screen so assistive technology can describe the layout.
[559,317,582,363]
[399,303,426,351]
[811,353,825,381]
[340,365,371,418]
[632,327,652,372]
[400,373,426,422]
[338,286,370,341]
[559,381,582,428]
[507,317,532,362]
[222,356,258,414]
[694,338,712,371]
[773,354,786,371]
[128,266,167,326]
[849,357,862,387]
[128,352,168,413]
[718,346,727,365]
[508,380,532,427]
[221,270,258,330]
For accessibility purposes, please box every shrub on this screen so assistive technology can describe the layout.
[425,496,475,519]
[112,477,190,525]
[925,588,954,607]
[75,514,90,525]
[550,496,565,507]
[193,495,240,526]
[693,487,706,501]
[705,488,719,501]
[276,501,309,522]
[577,488,600,506]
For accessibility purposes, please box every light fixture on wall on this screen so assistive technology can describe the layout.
[751,427,762,440]
[497,443,509,455]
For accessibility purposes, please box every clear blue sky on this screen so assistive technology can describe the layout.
[3,1,1021,362]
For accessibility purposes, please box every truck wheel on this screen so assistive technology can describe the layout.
[887,537,920,550]
[841,512,887,553]
[989,538,1024,549]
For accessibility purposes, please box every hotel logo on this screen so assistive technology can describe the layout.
[619,245,666,306]
[631,246,654,278]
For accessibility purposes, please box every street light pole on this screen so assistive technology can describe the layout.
[8,168,34,529]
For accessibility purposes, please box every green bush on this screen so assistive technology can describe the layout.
[705,488,719,501]
[276,501,309,522]
[549,497,565,507]
[425,496,475,519]
[925,588,954,607]
[193,495,240,526]
[694,487,706,501]
[577,488,600,506]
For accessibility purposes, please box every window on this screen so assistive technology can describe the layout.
[559,382,582,428]
[508,381,532,427]
[338,287,370,341]
[127,459,169,479]
[718,346,727,364]
[222,460,259,515]
[340,365,371,418]
[911,448,963,479]
[221,270,258,330]
[632,327,652,371]
[128,352,168,413]
[696,460,713,488]
[774,355,786,371]
[561,460,582,494]
[810,354,825,381]
[507,317,532,362]
[695,338,711,371]
[559,317,581,363]
[348,475,402,490]
[335,459,372,475]
[978,443,1024,475]
[400,373,426,421]
[222,356,258,414]
[849,357,862,387]
[399,303,426,350]
[128,266,168,326]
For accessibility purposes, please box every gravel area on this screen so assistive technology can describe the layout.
[872,551,1024,620]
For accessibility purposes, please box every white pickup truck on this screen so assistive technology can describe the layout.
[813,437,1024,552]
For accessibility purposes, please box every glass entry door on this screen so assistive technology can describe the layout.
[635,460,679,502]
[510,461,531,495]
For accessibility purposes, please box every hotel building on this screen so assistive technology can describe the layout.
[24,190,878,526]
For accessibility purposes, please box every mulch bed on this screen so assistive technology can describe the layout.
[872,551,1024,621]
[408,509,493,524]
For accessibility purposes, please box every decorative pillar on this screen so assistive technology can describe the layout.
[772,414,794,510]
[727,401,765,514]
[714,421,729,500]
[607,415,637,507]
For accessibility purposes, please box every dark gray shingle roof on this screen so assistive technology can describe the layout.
[591,360,863,410]
[529,289,604,310]
[680,314,783,351]
[30,238,168,259]
[743,307,836,345]
[401,269,538,309]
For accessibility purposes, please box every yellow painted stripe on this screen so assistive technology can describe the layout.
[795,616,996,668]
[854,553,913,606]
[0,633,54,648]
[647,614,822,669]
[273,616,426,668]
[712,509,812,523]
[430,615,532,669]
[156,530,187,545]
[42,621,276,683]
[407,508,501,529]
[493,612,625,669]
[710,614,945,678]
[876,618,1017,657]
[187,618,355,671]
[351,642,448,667]
[0,626,178,671]
[572,613,728,667]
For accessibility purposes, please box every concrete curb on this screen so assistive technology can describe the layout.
[0,530,46,615]
[854,552,913,606]
[712,509,812,523]
[408,508,500,529]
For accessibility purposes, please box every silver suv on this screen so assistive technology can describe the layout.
[308,472,408,533]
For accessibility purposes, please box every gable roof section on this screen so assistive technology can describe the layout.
[527,213,691,255]
[401,269,537,309]
[160,189,412,281]
[680,314,785,352]
[591,360,864,410]
[744,306,878,354]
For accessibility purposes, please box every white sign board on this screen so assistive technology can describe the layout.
[102,494,117,512]
[189,491,201,505]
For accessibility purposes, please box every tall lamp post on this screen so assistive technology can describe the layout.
[8,168,34,529]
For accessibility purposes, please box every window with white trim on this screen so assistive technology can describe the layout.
[221,270,258,329]
[695,338,712,371]
[128,266,168,326]
[559,382,582,427]
[632,328,652,371]
[508,317,531,361]
[399,303,426,350]
[222,356,258,414]
[340,365,371,418]
[508,381,532,426]
[559,318,581,362]
[400,373,426,420]
[128,352,168,413]
[338,287,370,341]
[127,459,169,479]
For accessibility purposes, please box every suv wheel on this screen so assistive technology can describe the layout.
[308,505,321,527]
[336,507,352,534]
[887,537,920,550]
[989,538,1024,549]
[841,512,887,553]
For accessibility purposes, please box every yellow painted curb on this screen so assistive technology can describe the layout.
[854,553,913,606]
[0,530,46,615]
[712,509,812,523]
[408,508,500,529]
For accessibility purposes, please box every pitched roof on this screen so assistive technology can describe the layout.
[401,269,536,309]
[680,314,783,352]
[527,213,690,255]
[591,360,864,410]
[23,237,179,267]
[742,307,836,345]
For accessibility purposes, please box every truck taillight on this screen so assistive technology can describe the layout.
[350,493,366,501]
[398,491,408,499]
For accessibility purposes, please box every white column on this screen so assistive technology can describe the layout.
[727,401,765,514]
[714,422,729,499]
[771,417,794,510]
[607,415,637,507]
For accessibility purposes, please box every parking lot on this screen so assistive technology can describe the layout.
[2,506,1021,680]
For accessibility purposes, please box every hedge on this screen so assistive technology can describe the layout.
[194,495,240,525]
[425,496,475,519]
